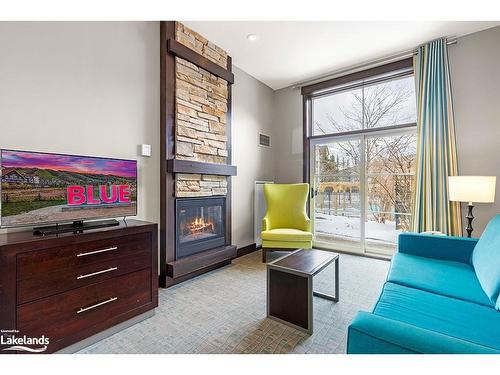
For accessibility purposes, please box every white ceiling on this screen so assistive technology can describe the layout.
[183,21,500,90]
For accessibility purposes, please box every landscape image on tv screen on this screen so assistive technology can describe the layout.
[0,150,137,227]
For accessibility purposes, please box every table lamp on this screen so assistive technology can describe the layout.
[448,176,496,237]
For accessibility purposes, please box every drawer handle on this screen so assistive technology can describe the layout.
[77,297,118,314]
[77,266,118,280]
[77,246,118,257]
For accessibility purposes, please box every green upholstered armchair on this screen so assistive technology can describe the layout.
[261,183,313,262]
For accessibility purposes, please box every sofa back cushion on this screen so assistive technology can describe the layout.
[472,214,500,307]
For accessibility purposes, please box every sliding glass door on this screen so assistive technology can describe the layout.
[311,137,363,253]
[310,129,416,256]
[364,132,416,254]
[306,66,418,256]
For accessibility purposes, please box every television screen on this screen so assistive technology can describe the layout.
[0,149,137,228]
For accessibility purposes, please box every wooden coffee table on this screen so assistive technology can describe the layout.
[266,249,339,334]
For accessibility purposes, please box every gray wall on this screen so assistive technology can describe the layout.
[449,26,500,236]
[0,22,161,232]
[232,66,276,247]
[0,22,277,249]
[272,25,500,236]
[0,22,498,243]
[272,86,303,183]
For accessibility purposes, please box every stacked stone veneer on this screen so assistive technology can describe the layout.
[174,22,230,198]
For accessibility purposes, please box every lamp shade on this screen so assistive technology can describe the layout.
[448,176,496,204]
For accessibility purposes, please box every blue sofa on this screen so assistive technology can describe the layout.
[347,215,500,354]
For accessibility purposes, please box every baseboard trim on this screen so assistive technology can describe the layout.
[236,243,260,258]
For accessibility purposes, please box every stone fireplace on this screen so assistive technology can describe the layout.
[160,21,237,287]
[175,196,226,259]
[174,22,229,198]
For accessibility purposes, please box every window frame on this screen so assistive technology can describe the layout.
[302,57,417,257]
[302,57,415,182]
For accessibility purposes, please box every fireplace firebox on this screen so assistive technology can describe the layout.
[175,197,226,259]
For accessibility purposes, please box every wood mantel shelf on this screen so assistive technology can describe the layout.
[167,38,235,84]
[167,159,237,176]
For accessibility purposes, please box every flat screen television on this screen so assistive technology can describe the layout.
[0,149,137,231]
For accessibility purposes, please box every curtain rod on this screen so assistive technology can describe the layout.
[292,37,457,89]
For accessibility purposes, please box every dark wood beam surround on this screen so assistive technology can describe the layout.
[167,159,237,176]
[225,55,233,246]
[167,38,235,84]
[300,57,413,95]
[159,21,176,288]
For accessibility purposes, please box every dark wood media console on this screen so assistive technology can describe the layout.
[0,220,158,353]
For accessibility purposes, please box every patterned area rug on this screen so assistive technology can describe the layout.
[79,250,389,354]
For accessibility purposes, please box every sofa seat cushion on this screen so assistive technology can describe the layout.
[374,283,500,351]
[261,228,313,242]
[388,253,492,307]
[472,214,500,307]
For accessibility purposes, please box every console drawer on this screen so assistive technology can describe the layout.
[17,269,151,347]
[16,232,151,304]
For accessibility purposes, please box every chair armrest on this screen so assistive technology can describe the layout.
[262,216,270,232]
[398,232,478,264]
[347,312,499,354]
[303,217,311,232]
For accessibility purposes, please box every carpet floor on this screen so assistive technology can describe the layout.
[79,249,390,354]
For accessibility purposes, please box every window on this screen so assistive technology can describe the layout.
[313,88,363,135]
[305,59,417,256]
[312,74,416,136]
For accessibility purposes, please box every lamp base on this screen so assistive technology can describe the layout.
[466,204,474,238]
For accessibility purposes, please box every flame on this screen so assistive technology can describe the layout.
[187,216,215,235]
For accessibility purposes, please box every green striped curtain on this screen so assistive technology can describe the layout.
[412,39,462,236]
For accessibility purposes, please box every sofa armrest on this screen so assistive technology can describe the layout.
[398,232,478,264]
[347,312,499,354]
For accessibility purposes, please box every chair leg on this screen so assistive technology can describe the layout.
[262,248,267,263]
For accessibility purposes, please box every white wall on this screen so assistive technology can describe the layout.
[0,22,160,232]
[449,26,500,236]
[231,66,275,247]
[272,25,500,236]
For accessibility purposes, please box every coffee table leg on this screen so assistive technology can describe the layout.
[335,256,339,301]
[312,257,339,302]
